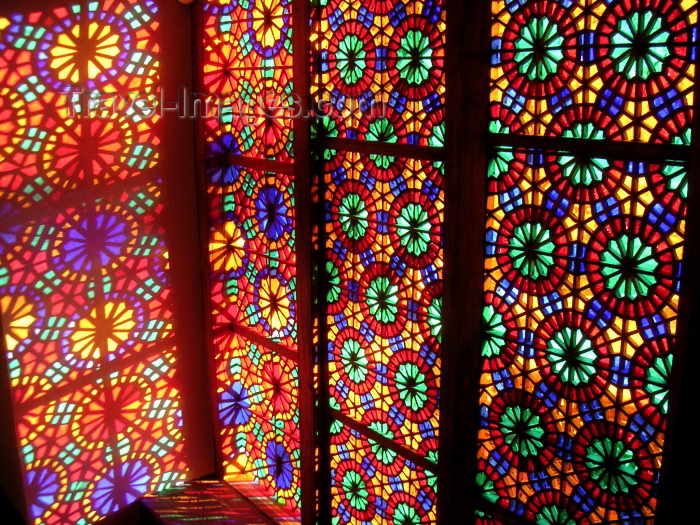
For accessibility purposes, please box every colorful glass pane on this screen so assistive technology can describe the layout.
[313,0,446,146]
[478,147,685,522]
[317,4,446,523]
[214,332,300,513]
[490,0,698,143]
[475,510,504,525]
[330,418,437,525]
[202,0,294,162]
[201,0,300,514]
[325,150,442,458]
[208,166,297,346]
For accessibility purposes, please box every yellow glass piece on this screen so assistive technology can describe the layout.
[210,222,246,272]
[252,0,285,48]
[258,276,290,331]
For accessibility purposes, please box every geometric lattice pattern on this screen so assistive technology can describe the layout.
[478,147,686,522]
[316,2,446,522]
[313,0,445,146]
[208,166,297,346]
[491,0,698,143]
[325,151,442,458]
[482,1,697,521]
[0,0,160,220]
[201,0,300,515]
[330,418,437,525]
[202,0,294,162]
[324,144,442,524]
[214,332,300,514]
[203,1,446,519]
[0,2,187,524]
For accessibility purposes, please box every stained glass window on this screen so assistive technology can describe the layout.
[490,0,697,143]
[330,418,438,524]
[203,0,294,162]
[0,2,189,524]
[312,0,445,522]
[313,0,446,147]
[202,0,444,521]
[201,0,301,516]
[323,151,443,523]
[314,1,445,522]
[477,0,696,522]
[3,0,694,522]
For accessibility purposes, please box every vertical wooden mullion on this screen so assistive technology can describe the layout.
[313,135,332,525]
[292,0,317,522]
[312,78,333,525]
[654,34,700,522]
[0,325,28,523]
[437,0,493,523]
[190,0,224,477]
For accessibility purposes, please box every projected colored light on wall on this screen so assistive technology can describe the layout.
[0,2,187,523]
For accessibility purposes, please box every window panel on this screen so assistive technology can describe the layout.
[214,332,301,511]
[202,0,294,162]
[201,0,301,515]
[324,150,442,459]
[313,0,446,147]
[478,143,686,521]
[490,0,697,143]
[329,417,437,525]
